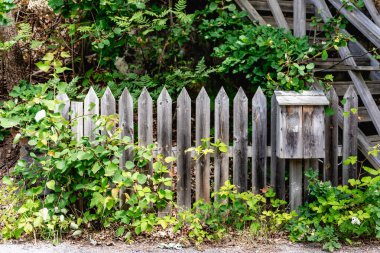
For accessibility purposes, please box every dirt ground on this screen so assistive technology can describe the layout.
[1,239,380,253]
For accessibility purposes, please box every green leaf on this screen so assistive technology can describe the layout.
[209,2,217,11]
[77,151,93,160]
[92,162,101,174]
[322,50,328,61]
[60,51,70,58]
[42,52,55,61]
[2,176,13,186]
[116,227,125,237]
[137,174,147,184]
[105,163,118,177]
[0,117,20,128]
[35,60,50,71]
[306,63,315,70]
[125,161,135,170]
[35,110,46,122]
[46,180,56,190]
[164,156,176,163]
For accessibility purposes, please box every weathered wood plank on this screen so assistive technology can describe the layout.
[70,101,83,142]
[271,95,286,199]
[234,0,267,25]
[267,0,290,30]
[100,87,116,136]
[196,87,211,202]
[119,88,134,168]
[56,93,70,120]
[328,0,380,49]
[289,159,303,211]
[157,87,172,216]
[118,88,134,209]
[342,86,358,184]
[177,88,192,208]
[276,105,303,159]
[324,89,339,185]
[138,87,153,174]
[214,87,229,192]
[363,0,380,27]
[294,0,306,37]
[252,87,267,193]
[303,106,325,158]
[84,87,99,141]
[233,88,248,192]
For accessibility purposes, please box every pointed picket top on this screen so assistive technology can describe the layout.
[56,93,70,120]
[215,87,228,102]
[158,87,172,104]
[253,87,266,104]
[326,87,338,100]
[85,86,98,101]
[234,87,248,104]
[138,87,152,104]
[178,87,190,102]
[101,87,116,116]
[344,85,357,100]
[84,87,99,141]
[196,87,210,105]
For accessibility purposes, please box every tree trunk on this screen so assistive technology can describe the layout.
[0,13,26,171]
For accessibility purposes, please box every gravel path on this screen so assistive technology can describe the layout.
[0,241,380,253]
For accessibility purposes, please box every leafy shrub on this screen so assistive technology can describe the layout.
[289,165,380,252]
[173,181,296,243]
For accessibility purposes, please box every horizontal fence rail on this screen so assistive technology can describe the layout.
[57,86,360,210]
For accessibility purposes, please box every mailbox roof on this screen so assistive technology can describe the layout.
[274,90,330,106]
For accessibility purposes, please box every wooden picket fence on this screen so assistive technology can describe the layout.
[56,85,360,210]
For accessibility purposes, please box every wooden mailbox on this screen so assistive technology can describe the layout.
[275,90,329,159]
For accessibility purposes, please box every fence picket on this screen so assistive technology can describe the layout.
[101,87,116,135]
[70,101,83,141]
[84,87,99,141]
[214,87,229,192]
[233,88,248,192]
[177,88,192,209]
[119,88,134,167]
[324,89,339,185]
[138,87,153,174]
[271,95,285,199]
[343,86,358,184]
[196,87,211,202]
[56,93,70,120]
[157,88,172,216]
[252,87,267,193]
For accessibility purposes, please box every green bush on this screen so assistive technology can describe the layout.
[289,165,380,252]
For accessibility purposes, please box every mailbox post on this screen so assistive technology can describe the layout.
[274,90,329,210]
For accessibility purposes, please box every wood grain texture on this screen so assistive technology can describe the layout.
[157,88,172,216]
[101,87,116,136]
[294,0,306,37]
[363,0,380,27]
[214,87,229,192]
[84,87,99,141]
[271,96,285,199]
[342,86,358,184]
[119,88,134,168]
[234,0,267,24]
[70,101,83,142]
[252,87,267,193]
[233,88,248,192]
[290,159,303,211]
[196,87,211,202]
[328,0,380,49]
[267,0,290,30]
[177,88,192,209]
[138,87,153,174]
[324,89,339,185]
[302,106,325,158]
[56,93,70,120]
[276,105,303,159]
